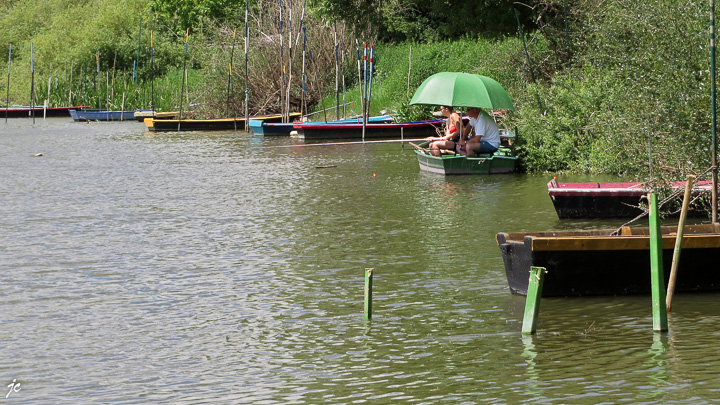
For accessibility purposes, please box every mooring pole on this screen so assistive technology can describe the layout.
[648,193,668,332]
[364,268,373,320]
[522,266,545,334]
[666,175,695,312]
[711,0,718,223]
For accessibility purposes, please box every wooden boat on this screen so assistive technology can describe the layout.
[145,112,300,132]
[133,110,179,122]
[248,115,394,136]
[548,178,713,218]
[496,223,720,297]
[411,130,517,175]
[70,109,139,121]
[3,106,88,118]
[292,119,443,140]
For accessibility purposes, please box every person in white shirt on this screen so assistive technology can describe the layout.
[458,107,500,156]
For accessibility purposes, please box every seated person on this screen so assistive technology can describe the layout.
[459,107,500,156]
[426,106,462,156]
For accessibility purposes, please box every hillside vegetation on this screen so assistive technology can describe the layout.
[0,0,716,179]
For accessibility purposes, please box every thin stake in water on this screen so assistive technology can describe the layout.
[5,43,11,123]
[178,28,189,132]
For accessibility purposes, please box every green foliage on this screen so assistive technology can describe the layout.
[308,0,524,42]
[512,0,712,178]
[148,0,237,34]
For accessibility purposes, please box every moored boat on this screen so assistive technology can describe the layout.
[496,223,720,297]
[145,112,300,132]
[248,115,394,136]
[548,178,713,218]
[293,119,443,140]
[133,110,179,121]
[411,130,516,175]
[3,105,88,118]
[70,109,139,121]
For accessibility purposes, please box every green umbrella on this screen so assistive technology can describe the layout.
[409,72,514,110]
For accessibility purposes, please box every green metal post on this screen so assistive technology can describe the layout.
[522,266,545,334]
[364,268,373,320]
[648,193,668,332]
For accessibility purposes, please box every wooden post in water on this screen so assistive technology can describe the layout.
[522,266,545,334]
[30,43,35,124]
[648,193,668,332]
[6,43,11,124]
[711,0,718,223]
[364,268,374,320]
[666,175,695,312]
[178,28,189,132]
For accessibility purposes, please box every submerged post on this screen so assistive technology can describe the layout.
[522,266,545,334]
[648,193,668,332]
[364,268,374,320]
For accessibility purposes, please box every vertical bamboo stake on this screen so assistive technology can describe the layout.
[301,26,307,118]
[279,0,285,122]
[355,39,363,122]
[227,28,236,119]
[69,60,73,106]
[244,0,250,129]
[667,175,696,312]
[150,31,155,114]
[648,193,668,332]
[178,28,189,132]
[522,267,545,334]
[286,0,293,122]
[362,43,367,140]
[106,71,110,119]
[407,45,412,93]
[96,52,100,110]
[30,43,35,124]
[6,43,11,123]
[134,18,142,84]
[711,0,718,223]
[112,51,116,100]
[334,21,339,121]
[295,6,306,118]
[366,45,374,122]
[364,268,374,320]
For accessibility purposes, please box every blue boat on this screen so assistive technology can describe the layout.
[70,109,142,122]
[249,115,394,136]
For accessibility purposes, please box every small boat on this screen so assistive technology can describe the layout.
[548,178,713,218]
[496,223,720,297]
[248,115,394,136]
[3,105,88,118]
[411,130,517,175]
[293,119,443,140]
[133,110,179,122]
[144,112,301,132]
[70,109,139,121]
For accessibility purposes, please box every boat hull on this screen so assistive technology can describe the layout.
[414,147,516,175]
[3,106,88,118]
[249,115,394,136]
[146,113,300,131]
[496,224,720,296]
[70,109,138,121]
[294,119,442,140]
[548,180,712,218]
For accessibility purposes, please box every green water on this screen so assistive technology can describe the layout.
[1,118,719,403]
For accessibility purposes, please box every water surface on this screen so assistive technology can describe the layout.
[1,118,719,403]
